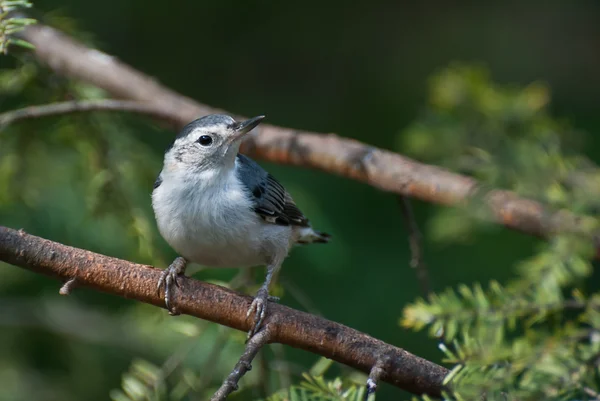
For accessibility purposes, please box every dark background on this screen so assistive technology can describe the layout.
[1,1,600,400]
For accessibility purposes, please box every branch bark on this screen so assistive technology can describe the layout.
[0,225,448,397]
[18,24,600,258]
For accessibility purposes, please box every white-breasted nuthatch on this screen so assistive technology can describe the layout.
[152,114,330,337]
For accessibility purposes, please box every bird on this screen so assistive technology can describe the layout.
[151,114,330,337]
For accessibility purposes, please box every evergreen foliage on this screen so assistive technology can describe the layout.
[401,65,600,400]
[0,1,35,53]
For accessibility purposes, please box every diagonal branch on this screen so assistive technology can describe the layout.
[0,225,448,397]
[16,23,600,258]
[210,327,271,401]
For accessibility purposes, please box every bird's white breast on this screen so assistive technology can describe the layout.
[152,167,292,268]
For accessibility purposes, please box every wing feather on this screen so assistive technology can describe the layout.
[236,154,309,227]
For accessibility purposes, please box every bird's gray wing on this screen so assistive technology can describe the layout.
[236,154,309,227]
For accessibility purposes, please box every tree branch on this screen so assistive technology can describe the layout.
[0,225,448,397]
[365,356,389,401]
[0,99,181,130]
[16,24,599,257]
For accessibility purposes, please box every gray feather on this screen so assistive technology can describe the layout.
[154,175,162,189]
[176,115,236,140]
[235,154,309,227]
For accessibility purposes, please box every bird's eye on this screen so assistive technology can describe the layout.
[197,135,213,146]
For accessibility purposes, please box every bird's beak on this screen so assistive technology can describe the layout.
[231,115,265,141]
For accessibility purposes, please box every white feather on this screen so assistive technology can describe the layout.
[152,165,293,268]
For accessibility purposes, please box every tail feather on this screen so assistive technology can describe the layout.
[296,227,331,245]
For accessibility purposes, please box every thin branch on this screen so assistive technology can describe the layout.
[583,386,600,400]
[17,23,600,259]
[365,357,387,401]
[58,276,78,295]
[210,328,271,401]
[398,195,431,296]
[0,99,181,131]
[0,226,448,397]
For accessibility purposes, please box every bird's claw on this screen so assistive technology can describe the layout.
[157,269,179,315]
[246,288,276,339]
[157,257,187,316]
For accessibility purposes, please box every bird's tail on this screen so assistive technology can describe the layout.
[296,227,331,244]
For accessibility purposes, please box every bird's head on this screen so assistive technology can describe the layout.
[164,114,265,174]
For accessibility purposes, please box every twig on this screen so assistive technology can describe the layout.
[58,277,78,295]
[17,23,600,259]
[365,356,389,401]
[397,195,431,296]
[0,99,181,131]
[583,386,600,400]
[210,328,271,401]
[0,225,449,397]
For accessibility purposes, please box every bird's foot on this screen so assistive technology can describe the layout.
[157,257,187,315]
[246,287,277,339]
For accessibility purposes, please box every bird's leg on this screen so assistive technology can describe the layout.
[246,261,280,338]
[157,256,187,315]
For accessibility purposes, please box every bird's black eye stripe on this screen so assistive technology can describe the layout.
[197,135,213,146]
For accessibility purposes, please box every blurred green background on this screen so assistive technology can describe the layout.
[1,1,600,400]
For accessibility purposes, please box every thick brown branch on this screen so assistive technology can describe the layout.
[18,24,600,257]
[0,226,448,396]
